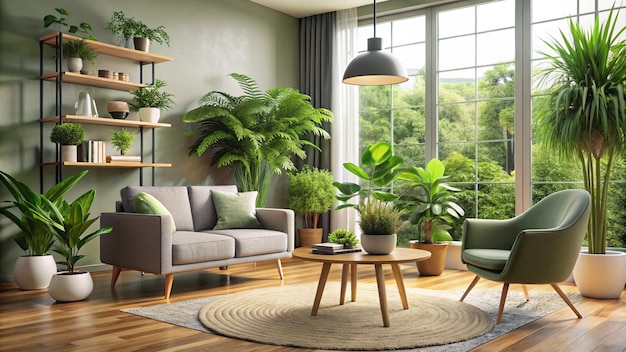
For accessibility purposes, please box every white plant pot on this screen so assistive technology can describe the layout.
[61,145,78,162]
[138,107,161,123]
[572,250,626,299]
[444,241,467,270]
[360,233,396,255]
[48,271,94,302]
[13,255,58,290]
[67,57,83,73]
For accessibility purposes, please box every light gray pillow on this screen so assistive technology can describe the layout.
[211,190,262,230]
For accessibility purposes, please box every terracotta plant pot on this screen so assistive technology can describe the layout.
[298,228,323,247]
[410,241,448,276]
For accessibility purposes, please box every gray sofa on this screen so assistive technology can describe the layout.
[100,185,294,299]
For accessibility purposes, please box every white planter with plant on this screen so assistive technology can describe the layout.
[45,170,112,302]
[287,166,335,247]
[536,8,626,298]
[129,79,174,123]
[0,170,89,290]
[50,123,85,162]
[61,39,97,74]
[334,142,404,255]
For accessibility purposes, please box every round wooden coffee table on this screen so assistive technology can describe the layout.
[292,247,431,327]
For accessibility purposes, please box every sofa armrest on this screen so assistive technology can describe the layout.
[256,208,295,252]
[100,212,173,274]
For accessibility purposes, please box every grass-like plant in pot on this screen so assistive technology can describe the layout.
[129,79,174,123]
[535,7,626,298]
[333,142,404,254]
[50,123,85,162]
[110,128,135,156]
[287,166,336,247]
[396,158,465,276]
[0,170,88,290]
[183,73,333,207]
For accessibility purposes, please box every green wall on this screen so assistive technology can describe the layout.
[0,0,299,280]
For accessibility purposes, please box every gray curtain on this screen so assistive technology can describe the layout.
[299,12,335,238]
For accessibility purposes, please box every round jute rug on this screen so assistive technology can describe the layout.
[198,282,494,350]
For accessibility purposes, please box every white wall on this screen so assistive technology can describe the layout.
[0,0,299,280]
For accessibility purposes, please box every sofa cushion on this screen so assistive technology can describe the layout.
[121,186,194,231]
[207,229,288,257]
[133,192,177,232]
[211,190,262,230]
[188,185,238,231]
[172,231,235,265]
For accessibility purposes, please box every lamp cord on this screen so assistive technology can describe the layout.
[373,0,377,37]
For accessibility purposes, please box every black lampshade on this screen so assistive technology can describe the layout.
[342,38,408,85]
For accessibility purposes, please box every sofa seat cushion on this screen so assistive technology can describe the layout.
[206,229,288,257]
[172,231,235,265]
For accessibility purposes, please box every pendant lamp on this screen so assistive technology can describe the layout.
[342,0,408,86]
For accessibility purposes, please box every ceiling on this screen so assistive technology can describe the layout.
[250,0,386,18]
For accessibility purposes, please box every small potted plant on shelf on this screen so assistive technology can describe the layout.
[110,128,135,156]
[50,123,85,162]
[62,39,97,74]
[328,229,359,249]
[43,7,97,41]
[334,142,405,255]
[105,11,170,52]
[0,170,89,290]
[129,79,174,123]
[45,170,113,302]
[396,158,465,276]
[287,166,336,247]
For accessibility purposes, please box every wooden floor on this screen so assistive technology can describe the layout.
[1,258,624,352]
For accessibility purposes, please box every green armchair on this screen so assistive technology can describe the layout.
[459,189,591,324]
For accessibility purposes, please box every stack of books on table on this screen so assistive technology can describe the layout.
[312,243,362,255]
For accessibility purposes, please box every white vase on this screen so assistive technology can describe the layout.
[138,107,161,123]
[572,250,626,299]
[48,272,94,302]
[61,145,78,162]
[13,255,58,290]
[360,233,396,255]
[444,240,467,270]
[67,57,83,73]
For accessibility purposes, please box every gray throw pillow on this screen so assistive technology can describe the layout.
[211,190,262,230]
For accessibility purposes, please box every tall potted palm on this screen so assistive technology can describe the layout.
[183,73,333,207]
[536,8,626,298]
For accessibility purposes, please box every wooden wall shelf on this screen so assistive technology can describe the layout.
[41,115,171,129]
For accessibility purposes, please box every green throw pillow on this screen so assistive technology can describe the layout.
[211,190,262,230]
[133,192,177,233]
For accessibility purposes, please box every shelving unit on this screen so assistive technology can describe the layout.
[39,32,173,192]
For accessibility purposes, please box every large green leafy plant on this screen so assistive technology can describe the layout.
[183,73,333,207]
[397,158,465,243]
[287,166,335,229]
[536,8,626,254]
[0,171,85,256]
[333,142,404,235]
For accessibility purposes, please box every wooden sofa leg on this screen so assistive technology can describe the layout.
[164,274,174,300]
[219,266,228,271]
[276,259,284,280]
[111,266,122,289]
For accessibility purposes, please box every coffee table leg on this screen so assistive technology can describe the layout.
[374,264,390,327]
[351,263,357,302]
[340,264,349,305]
[391,263,409,309]
[312,262,332,316]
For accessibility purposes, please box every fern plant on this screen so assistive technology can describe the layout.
[183,73,333,207]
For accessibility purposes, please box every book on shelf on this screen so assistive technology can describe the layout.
[311,243,362,255]
[78,140,106,163]
[106,155,141,163]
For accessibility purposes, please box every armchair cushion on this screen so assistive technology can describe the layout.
[133,192,176,232]
[211,190,263,230]
[462,249,511,271]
